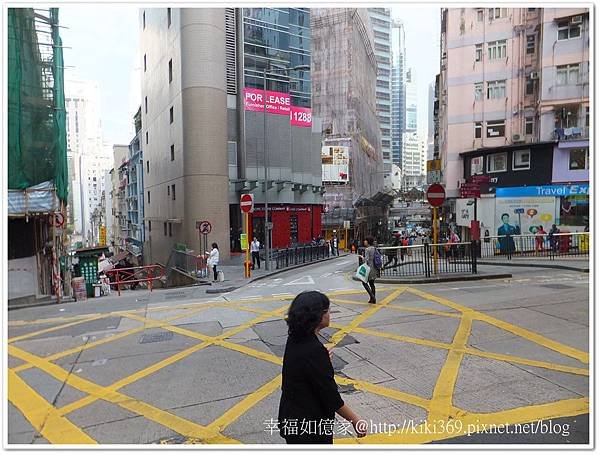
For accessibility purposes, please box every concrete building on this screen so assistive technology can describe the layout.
[125,111,145,261]
[312,8,385,242]
[81,147,113,245]
[368,8,392,167]
[391,19,406,168]
[405,67,418,133]
[427,80,436,160]
[111,145,129,252]
[140,8,323,263]
[439,7,589,236]
[401,132,427,190]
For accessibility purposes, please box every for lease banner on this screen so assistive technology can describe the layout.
[243,88,312,127]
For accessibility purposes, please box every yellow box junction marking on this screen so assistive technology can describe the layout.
[7,287,588,444]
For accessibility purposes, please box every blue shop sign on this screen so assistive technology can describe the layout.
[496,184,589,198]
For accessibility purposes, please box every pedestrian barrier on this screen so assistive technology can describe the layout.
[358,242,477,278]
[274,245,331,270]
[480,232,590,260]
[105,264,165,296]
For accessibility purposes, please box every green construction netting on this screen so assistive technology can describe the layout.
[8,7,68,203]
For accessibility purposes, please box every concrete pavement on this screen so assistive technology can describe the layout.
[7,257,589,445]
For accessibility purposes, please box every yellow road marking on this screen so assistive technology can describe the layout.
[333,324,453,351]
[336,376,431,410]
[8,314,109,344]
[428,315,473,422]
[406,287,588,364]
[331,298,460,319]
[8,345,239,444]
[8,369,97,444]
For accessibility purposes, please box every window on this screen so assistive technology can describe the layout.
[170,144,175,161]
[145,131,148,144]
[487,80,506,99]
[145,96,148,113]
[555,105,580,129]
[525,117,534,135]
[475,122,482,138]
[526,35,535,54]
[146,160,150,173]
[475,44,483,62]
[476,9,484,21]
[167,7,171,27]
[148,220,152,232]
[144,54,147,72]
[164,222,167,236]
[471,156,484,175]
[169,222,172,237]
[558,20,582,40]
[167,185,170,196]
[569,148,588,170]
[556,64,580,85]
[488,8,507,20]
[486,120,506,137]
[169,106,174,124]
[147,191,151,204]
[487,40,507,60]
[171,184,176,200]
[525,78,535,95]
[487,152,507,173]
[474,83,483,100]
[586,106,589,127]
[513,149,530,170]
[143,11,145,29]
[168,59,173,83]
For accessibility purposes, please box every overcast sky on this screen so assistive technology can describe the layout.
[59,6,439,145]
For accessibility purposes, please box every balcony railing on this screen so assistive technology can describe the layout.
[552,126,589,141]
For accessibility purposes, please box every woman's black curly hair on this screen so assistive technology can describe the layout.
[285,291,330,338]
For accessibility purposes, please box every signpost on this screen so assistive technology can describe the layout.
[426,184,446,274]
[196,220,212,264]
[240,194,254,277]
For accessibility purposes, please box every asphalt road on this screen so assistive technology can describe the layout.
[7,256,590,445]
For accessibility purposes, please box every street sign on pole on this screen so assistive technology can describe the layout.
[240,193,254,213]
[426,183,446,207]
[196,220,212,235]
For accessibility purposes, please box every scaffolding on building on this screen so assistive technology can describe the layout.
[8,8,69,304]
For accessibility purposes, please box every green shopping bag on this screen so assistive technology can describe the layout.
[355,263,371,283]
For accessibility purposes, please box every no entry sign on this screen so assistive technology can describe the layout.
[426,183,446,207]
[240,193,254,213]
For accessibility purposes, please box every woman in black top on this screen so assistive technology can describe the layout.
[278,291,366,444]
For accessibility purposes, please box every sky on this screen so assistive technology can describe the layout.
[58,6,439,145]
[60,6,140,146]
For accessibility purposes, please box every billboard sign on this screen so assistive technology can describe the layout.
[244,88,312,127]
[322,146,349,183]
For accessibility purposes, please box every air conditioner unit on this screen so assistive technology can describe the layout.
[529,71,539,79]
[571,15,583,24]
[512,133,525,142]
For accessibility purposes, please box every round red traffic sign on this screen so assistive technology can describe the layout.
[240,193,254,213]
[426,183,446,207]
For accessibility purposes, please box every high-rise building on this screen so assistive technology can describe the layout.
[439,7,589,236]
[391,19,406,169]
[427,80,436,160]
[401,132,427,190]
[368,8,392,167]
[405,67,418,132]
[140,8,323,264]
[312,8,385,241]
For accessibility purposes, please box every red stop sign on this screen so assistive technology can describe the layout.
[240,193,254,213]
[426,183,446,207]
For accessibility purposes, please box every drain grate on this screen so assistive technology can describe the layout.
[165,292,186,300]
[540,284,575,290]
[139,331,174,344]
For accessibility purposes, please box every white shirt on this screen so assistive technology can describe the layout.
[251,240,260,252]
[206,248,219,266]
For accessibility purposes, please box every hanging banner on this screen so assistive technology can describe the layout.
[244,88,312,127]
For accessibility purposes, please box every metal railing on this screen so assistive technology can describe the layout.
[105,265,165,296]
[358,242,477,278]
[166,249,209,278]
[274,245,331,270]
[480,232,590,260]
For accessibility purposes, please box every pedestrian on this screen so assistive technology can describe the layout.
[535,225,546,253]
[384,235,400,269]
[333,235,339,256]
[251,237,261,269]
[400,236,409,262]
[206,242,220,282]
[278,291,366,444]
[548,224,560,252]
[358,237,378,303]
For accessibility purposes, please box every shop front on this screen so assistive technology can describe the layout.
[249,204,322,249]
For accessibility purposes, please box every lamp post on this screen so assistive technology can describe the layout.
[262,63,310,270]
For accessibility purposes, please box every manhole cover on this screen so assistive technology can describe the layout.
[139,331,174,344]
[540,284,575,290]
[165,292,186,299]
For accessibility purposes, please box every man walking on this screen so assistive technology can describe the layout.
[251,237,261,270]
[333,235,339,256]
